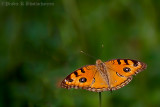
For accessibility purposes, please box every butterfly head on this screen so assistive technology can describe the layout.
[96,59,103,65]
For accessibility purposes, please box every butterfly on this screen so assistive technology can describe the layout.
[61,59,147,92]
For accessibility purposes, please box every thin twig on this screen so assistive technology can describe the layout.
[99,92,102,107]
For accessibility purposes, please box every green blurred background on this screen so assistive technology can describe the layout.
[0,0,160,107]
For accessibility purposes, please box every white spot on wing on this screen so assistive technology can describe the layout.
[64,79,67,82]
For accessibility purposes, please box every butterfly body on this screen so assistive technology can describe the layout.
[61,59,147,92]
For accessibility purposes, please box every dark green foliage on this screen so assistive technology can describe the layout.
[0,0,160,107]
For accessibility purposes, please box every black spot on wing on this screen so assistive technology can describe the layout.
[123,67,131,72]
[124,59,129,65]
[66,75,73,82]
[80,68,85,73]
[117,59,121,64]
[74,71,78,77]
[79,77,87,83]
[131,60,138,67]
[68,79,73,82]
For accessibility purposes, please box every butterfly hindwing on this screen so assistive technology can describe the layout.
[87,70,109,92]
[105,68,133,90]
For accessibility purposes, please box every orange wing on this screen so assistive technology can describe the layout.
[104,59,147,90]
[61,65,97,90]
[61,65,110,92]
[87,70,109,92]
[105,59,147,76]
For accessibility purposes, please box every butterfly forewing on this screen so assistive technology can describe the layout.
[61,65,97,90]
[105,59,147,77]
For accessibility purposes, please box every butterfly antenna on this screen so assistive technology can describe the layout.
[80,51,97,60]
[99,92,102,107]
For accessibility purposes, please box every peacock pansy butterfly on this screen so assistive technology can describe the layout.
[61,59,147,92]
